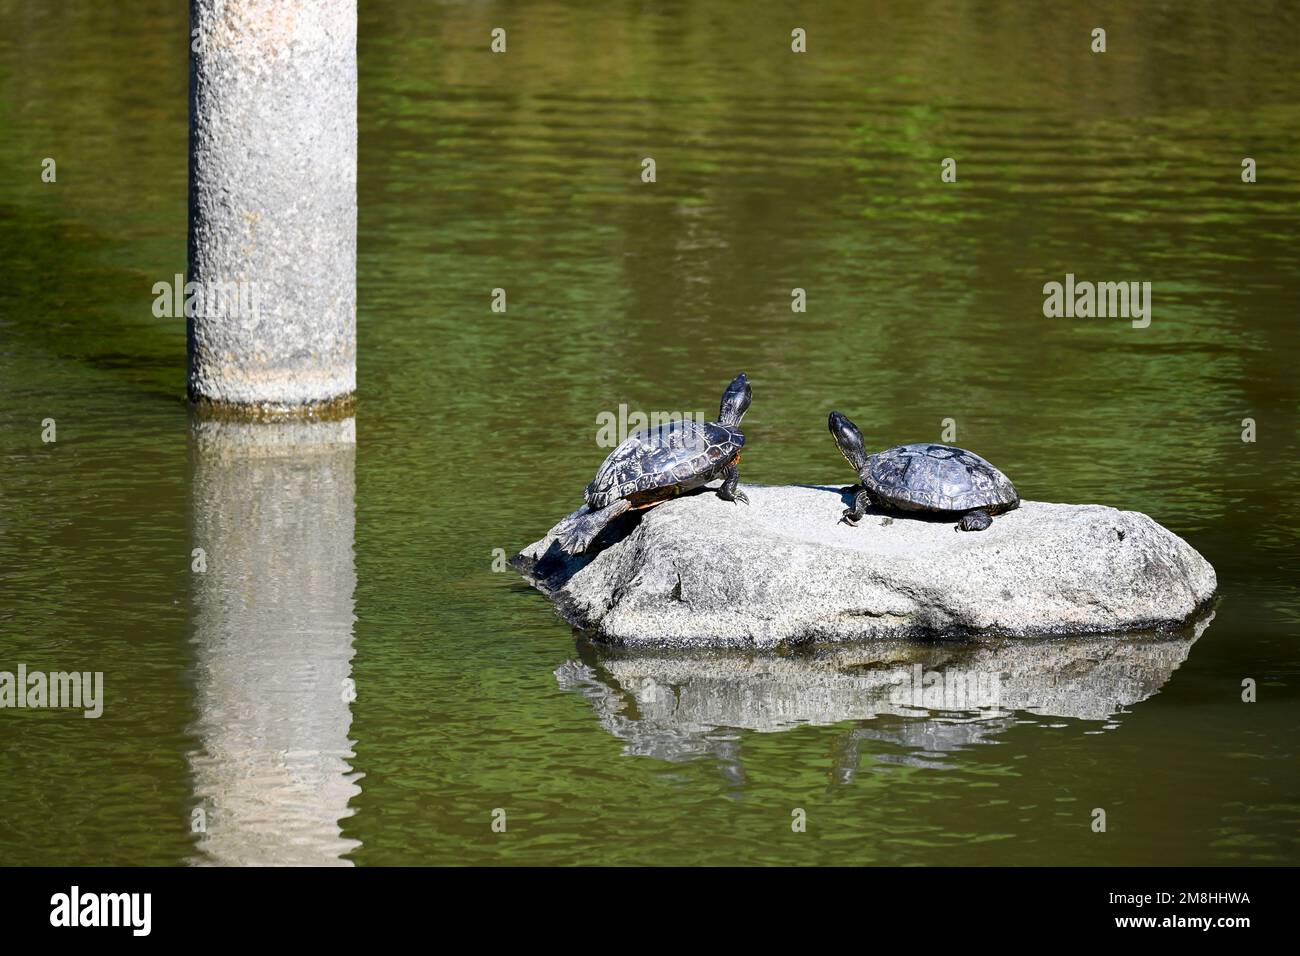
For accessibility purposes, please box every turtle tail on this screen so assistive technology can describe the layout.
[554,500,632,555]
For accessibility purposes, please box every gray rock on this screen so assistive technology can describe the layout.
[513,483,1217,648]
[188,0,356,412]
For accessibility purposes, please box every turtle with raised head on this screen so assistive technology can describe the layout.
[828,411,1019,532]
[554,373,753,554]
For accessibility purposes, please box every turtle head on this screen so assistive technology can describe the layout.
[717,373,751,427]
[828,411,869,472]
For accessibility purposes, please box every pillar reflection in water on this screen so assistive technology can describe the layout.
[187,417,361,865]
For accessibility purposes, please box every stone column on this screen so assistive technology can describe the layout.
[188,0,356,412]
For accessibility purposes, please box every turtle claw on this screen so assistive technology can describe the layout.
[957,509,993,532]
[733,490,750,506]
[840,509,861,526]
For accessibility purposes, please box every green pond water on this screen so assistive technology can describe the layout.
[1,0,1298,865]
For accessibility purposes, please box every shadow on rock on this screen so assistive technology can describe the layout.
[807,483,964,527]
[509,485,717,591]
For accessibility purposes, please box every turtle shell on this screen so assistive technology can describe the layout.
[861,443,1019,514]
[585,418,743,509]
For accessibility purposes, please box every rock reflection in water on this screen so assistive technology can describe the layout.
[556,616,1211,779]
[187,417,361,865]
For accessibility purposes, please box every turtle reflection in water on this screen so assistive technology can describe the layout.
[828,411,1019,532]
[555,373,752,554]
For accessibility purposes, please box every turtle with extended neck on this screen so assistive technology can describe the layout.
[828,410,1019,532]
[555,373,753,554]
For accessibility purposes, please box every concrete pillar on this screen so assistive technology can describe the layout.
[188,0,356,412]
[188,417,360,865]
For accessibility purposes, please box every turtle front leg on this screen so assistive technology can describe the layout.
[718,461,749,505]
[841,488,872,525]
[957,509,992,532]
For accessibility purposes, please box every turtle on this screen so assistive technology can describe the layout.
[827,410,1019,532]
[554,373,752,554]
